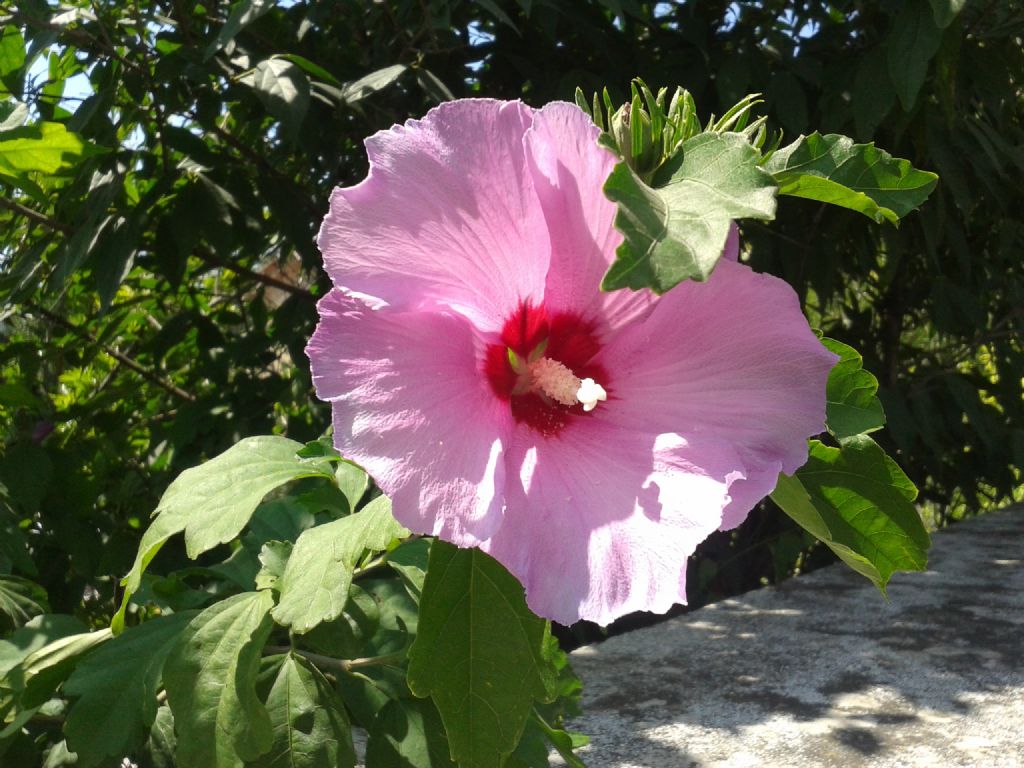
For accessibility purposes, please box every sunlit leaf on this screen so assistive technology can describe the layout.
[602,131,776,293]
[766,132,937,223]
[772,435,929,590]
[254,540,291,592]
[271,495,407,633]
[0,123,97,174]
[163,591,275,768]
[0,27,25,79]
[115,436,334,633]
[822,338,886,438]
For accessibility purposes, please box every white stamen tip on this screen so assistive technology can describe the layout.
[577,378,607,412]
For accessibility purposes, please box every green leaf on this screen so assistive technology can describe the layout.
[822,338,886,438]
[340,64,407,104]
[601,131,776,293]
[385,537,431,597]
[18,629,113,709]
[407,543,556,768]
[0,26,26,79]
[146,704,177,768]
[416,68,455,103]
[365,696,457,768]
[928,0,966,28]
[115,436,334,633]
[63,612,196,768]
[335,460,369,511]
[766,132,938,223]
[164,591,276,768]
[274,53,344,87]
[771,435,930,591]
[92,214,139,310]
[255,540,292,592]
[0,615,86,724]
[204,0,274,60]
[507,711,587,768]
[242,58,310,136]
[887,0,943,110]
[0,616,86,676]
[0,123,96,174]
[271,495,408,633]
[0,575,49,629]
[251,653,356,768]
[0,101,29,132]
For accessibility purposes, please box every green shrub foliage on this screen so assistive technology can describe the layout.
[0,0,1020,764]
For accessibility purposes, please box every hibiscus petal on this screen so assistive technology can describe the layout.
[306,291,512,543]
[525,102,655,332]
[317,99,549,331]
[483,422,732,625]
[599,258,838,529]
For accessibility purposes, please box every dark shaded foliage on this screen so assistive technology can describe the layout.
[0,0,1019,669]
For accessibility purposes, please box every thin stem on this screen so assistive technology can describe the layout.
[0,197,71,233]
[264,646,408,673]
[196,248,315,300]
[26,302,197,402]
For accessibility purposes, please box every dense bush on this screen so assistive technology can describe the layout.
[0,1,1020,761]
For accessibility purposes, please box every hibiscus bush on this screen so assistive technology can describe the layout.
[1,1,1021,766]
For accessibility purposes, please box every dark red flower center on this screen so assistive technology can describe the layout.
[484,302,608,436]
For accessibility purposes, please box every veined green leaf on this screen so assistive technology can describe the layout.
[407,543,558,768]
[602,131,776,293]
[0,123,97,174]
[239,58,310,137]
[772,435,930,591]
[251,653,356,768]
[766,132,937,223]
[271,495,408,633]
[18,629,112,709]
[164,591,275,768]
[63,612,196,768]
[115,436,334,633]
[822,338,886,438]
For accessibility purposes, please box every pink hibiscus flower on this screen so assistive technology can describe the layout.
[307,99,837,626]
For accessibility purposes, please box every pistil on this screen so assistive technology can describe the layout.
[529,357,607,412]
